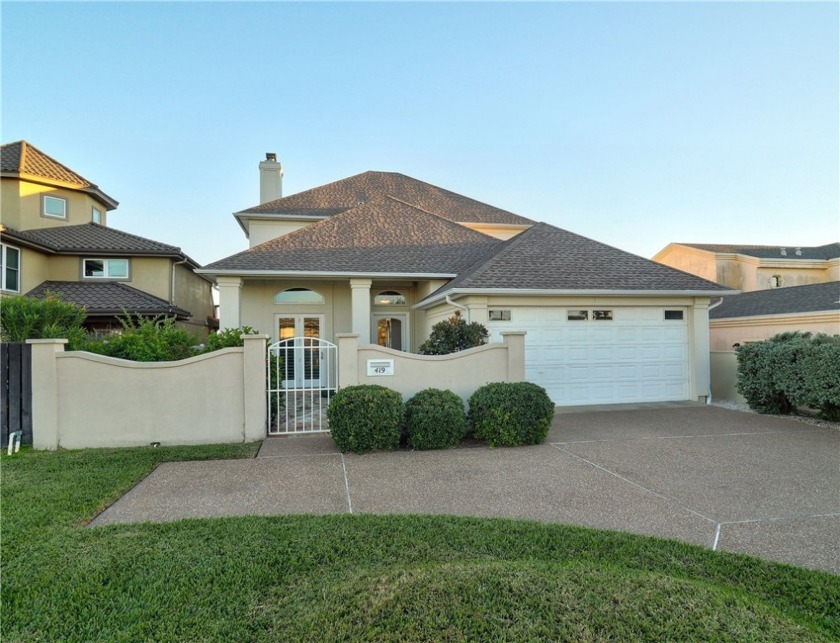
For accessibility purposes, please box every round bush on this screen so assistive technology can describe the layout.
[405,388,468,450]
[327,385,403,454]
[469,382,555,447]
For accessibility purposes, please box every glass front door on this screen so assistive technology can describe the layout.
[276,315,324,387]
[373,315,406,351]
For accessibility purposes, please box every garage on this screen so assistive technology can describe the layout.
[487,306,690,405]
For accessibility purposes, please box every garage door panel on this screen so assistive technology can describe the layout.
[487,306,691,405]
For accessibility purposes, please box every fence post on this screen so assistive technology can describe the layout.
[28,339,68,450]
[500,331,526,382]
[335,333,360,390]
[242,334,269,442]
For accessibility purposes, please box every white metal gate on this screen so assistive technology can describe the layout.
[267,337,337,435]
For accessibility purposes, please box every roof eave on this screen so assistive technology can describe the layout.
[414,287,740,310]
[195,268,457,281]
[2,171,119,210]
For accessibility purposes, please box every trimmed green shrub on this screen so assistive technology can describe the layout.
[405,388,468,450]
[328,385,403,454]
[202,326,259,352]
[0,293,87,349]
[418,310,488,355]
[469,382,555,447]
[736,332,840,420]
[84,315,198,362]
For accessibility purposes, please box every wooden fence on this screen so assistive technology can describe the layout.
[1,343,33,448]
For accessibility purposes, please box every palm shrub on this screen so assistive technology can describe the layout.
[418,310,488,355]
[0,293,87,349]
[327,385,403,454]
[404,388,468,450]
[469,382,555,447]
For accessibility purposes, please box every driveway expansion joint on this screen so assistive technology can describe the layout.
[549,428,832,447]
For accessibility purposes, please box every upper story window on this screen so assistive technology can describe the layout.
[373,290,407,306]
[1,244,21,292]
[92,207,102,224]
[84,258,129,279]
[274,287,324,304]
[43,195,68,219]
[769,275,782,288]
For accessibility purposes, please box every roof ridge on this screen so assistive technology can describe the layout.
[383,195,496,241]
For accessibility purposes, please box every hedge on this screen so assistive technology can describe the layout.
[327,385,404,454]
[469,382,555,447]
[404,388,468,450]
[736,332,840,420]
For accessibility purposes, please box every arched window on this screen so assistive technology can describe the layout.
[373,290,407,306]
[274,288,325,304]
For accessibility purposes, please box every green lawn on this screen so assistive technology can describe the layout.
[2,444,838,641]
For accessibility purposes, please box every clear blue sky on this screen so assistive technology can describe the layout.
[3,2,838,266]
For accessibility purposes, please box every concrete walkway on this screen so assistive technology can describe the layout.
[90,404,840,575]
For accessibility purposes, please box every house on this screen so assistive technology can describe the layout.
[198,155,733,406]
[652,242,840,292]
[0,141,215,335]
[709,281,840,350]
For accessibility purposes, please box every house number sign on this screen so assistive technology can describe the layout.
[367,359,395,376]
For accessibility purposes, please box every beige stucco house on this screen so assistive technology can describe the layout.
[198,156,733,407]
[653,242,840,292]
[0,141,215,335]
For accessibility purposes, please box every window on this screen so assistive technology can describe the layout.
[664,310,684,320]
[373,290,406,306]
[1,244,20,292]
[274,288,325,304]
[769,275,782,288]
[42,195,67,219]
[92,208,102,224]
[567,310,588,321]
[489,309,511,321]
[593,310,613,320]
[568,309,613,321]
[84,258,129,279]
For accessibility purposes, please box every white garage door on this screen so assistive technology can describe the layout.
[486,307,690,405]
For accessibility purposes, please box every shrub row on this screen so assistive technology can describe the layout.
[736,332,840,420]
[328,382,555,454]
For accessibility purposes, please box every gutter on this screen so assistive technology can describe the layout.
[445,294,469,321]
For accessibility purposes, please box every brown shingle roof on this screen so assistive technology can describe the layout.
[239,171,534,226]
[6,223,188,258]
[710,281,840,319]
[204,196,500,274]
[26,281,191,318]
[1,140,118,209]
[423,222,731,299]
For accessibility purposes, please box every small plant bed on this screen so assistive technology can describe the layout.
[2,446,838,641]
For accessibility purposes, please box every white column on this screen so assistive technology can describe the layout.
[350,279,372,343]
[689,300,711,402]
[217,277,243,330]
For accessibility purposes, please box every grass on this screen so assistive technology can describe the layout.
[2,444,839,641]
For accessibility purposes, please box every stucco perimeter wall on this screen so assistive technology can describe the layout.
[710,351,745,403]
[29,335,268,450]
[710,313,840,351]
[336,332,526,402]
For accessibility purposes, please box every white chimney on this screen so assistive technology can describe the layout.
[259,153,283,204]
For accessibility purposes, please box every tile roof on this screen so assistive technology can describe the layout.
[239,171,534,225]
[1,141,118,209]
[25,281,191,318]
[5,223,187,257]
[709,281,840,319]
[679,243,840,260]
[428,222,731,297]
[205,196,500,274]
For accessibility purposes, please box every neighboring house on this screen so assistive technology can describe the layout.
[709,281,840,350]
[652,242,840,292]
[0,141,215,335]
[198,156,733,406]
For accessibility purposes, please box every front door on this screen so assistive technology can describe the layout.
[372,314,406,351]
[276,314,325,387]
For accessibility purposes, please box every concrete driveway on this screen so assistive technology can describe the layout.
[91,404,840,575]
